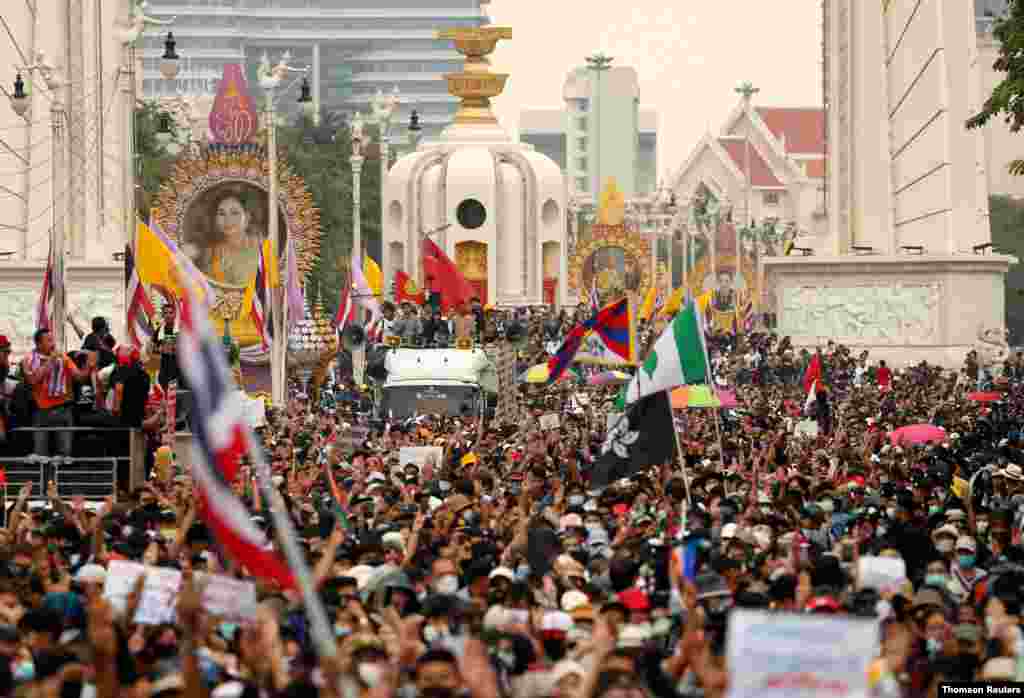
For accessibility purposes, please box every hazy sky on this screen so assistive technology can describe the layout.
[487,0,824,184]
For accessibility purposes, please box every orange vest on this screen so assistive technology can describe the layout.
[31,356,73,410]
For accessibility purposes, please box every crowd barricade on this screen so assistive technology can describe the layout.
[9,426,146,494]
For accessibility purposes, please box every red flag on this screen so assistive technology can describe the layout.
[394,270,425,305]
[334,271,354,332]
[802,353,822,396]
[421,237,474,312]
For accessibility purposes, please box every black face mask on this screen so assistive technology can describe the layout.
[419,688,457,698]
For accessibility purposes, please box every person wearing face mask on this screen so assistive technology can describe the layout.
[931,525,959,561]
[413,648,464,698]
[429,557,461,597]
[948,536,986,603]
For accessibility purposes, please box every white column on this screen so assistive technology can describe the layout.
[312,43,321,125]
[123,45,136,255]
[267,90,286,405]
[51,102,66,351]
[352,154,364,259]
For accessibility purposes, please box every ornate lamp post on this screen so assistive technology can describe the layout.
[257,50,309,405]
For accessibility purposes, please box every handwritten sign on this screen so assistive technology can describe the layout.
[208,64,258,145]
[726,610,875,698]
[102,560,258,625]
[539,413,560,431]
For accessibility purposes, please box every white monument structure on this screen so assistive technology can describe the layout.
[762,0,1014,366]
[382,27,567,307]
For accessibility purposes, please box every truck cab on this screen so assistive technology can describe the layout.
[381,348,497,420]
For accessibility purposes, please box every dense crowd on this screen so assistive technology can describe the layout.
[0,304,1022,698]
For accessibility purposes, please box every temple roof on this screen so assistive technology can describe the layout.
[717,137,784,187]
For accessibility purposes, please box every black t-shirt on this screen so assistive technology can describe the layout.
[157,327,187,390]
[110,365,150,428]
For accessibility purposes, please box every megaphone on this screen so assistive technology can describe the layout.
[342,324,366,351]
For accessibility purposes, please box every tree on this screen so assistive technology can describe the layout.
[988,194,1024,343]
[134,101,180,216]
[274,109,382,319]
[966,0,1024,175]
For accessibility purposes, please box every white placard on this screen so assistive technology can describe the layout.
[228,391,266,428]
[856,556,907,593]
[539,413,560,431]
[102,561,258,625]
[606,413,624,433]
[102,560,179,626]
[795,419,819,438]
[726,609,875,698]
[399,446,444,468]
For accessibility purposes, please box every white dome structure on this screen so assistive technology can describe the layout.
[382,27,567,307]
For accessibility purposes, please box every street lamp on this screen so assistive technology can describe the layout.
[408,108,423,150]
[160,32,180,80]
[298,77,315,119]
[10,74,29,117]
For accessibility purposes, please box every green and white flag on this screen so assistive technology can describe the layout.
[621,300,708,406]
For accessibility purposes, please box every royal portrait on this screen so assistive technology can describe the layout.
[180,182,287,288]
[581,246,642,299]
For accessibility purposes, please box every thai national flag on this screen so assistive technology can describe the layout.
[176,287,296,590]
[125,244,156,348]
[35,246,57,331]
[251,240,274,350]
[334,270,355,334]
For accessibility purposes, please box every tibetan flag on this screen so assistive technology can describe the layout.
[547,298,631,384]
[363,255,383,297]
[621,300,708,406]
[394,271,425,305]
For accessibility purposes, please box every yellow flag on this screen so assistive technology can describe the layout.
[639,286,658,321]
[363,254,383,296]
[262,239,280,288]
[696,291,714,314]
[661,286,686,316]
[136,220,188,299]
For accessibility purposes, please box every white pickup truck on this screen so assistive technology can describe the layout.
[381,348,498,420]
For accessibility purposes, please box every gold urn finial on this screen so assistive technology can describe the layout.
[436,26,512,126]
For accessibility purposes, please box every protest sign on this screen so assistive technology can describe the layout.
[103,560,179,625]
[103,560,258,625]
[539,413,561,431]
[726,609,875,698]
[795,419,820,438]
[856,556,907,593]
[399,446,444,468]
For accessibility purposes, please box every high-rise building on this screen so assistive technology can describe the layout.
[520,64,657,198]
[140,0,491,140]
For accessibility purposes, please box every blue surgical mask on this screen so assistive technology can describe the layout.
[925,574,947,588]
[515,565,530,580]
[12,660,34,683]
[958,554,976,569]
[926,638,941,655]
[219,622,239,641]
[568,495,585,507]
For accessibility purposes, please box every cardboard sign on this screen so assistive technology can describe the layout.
[726,609,875,698]
[856,556,907,593]
[399,446,443,468]
[795,419,820,438]
[539,413,560,431]
[103,560,258,625]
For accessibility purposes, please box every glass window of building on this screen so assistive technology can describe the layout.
[576,178,588,192]
[577,98,590,113]
[577,137,587,151]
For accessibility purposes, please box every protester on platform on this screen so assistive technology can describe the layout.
[21,327,95,457]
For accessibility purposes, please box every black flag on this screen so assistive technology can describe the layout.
[591,391,677,489]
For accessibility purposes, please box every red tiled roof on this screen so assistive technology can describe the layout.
[718,138,783,187]
[805,158,826,178]
[756,107,826,154]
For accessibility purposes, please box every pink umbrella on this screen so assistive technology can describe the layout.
[889,424,946,446]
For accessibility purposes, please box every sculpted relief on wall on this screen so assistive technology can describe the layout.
[779,284,941,344]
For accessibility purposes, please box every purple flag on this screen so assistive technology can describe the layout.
[286,238,305,330]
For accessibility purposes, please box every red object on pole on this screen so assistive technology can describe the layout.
[421,237,474,312]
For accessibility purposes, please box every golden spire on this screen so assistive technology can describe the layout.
[436,27,513,126]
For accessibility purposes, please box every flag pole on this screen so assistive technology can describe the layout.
[665,388,692,505]
[694,298,726,470]
[250,445,336,660]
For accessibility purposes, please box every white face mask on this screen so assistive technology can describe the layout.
[936,539,954,554]
[358,663,384,688]
[433,574,459,595]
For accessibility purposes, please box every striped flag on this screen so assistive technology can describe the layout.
[588,279,601,313]
[334,270,355,333]
[250,240,274,350]
[125,244,156,348]
[35,245,57,331]
[175,285,296,590]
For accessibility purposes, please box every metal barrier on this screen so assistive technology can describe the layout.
[0,456,117,504]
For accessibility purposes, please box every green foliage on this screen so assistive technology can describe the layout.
[968,0,1024,180]
[989,194,1024,342]
[275,109,382,319]
[134,100,180,216]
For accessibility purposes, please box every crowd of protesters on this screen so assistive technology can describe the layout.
[0,299,1020,698]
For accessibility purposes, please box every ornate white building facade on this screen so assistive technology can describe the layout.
[0,0,136,352]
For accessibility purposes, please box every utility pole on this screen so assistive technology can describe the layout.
[585,52,613,196]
